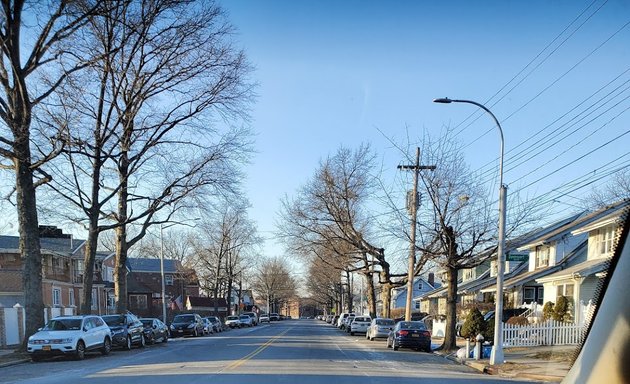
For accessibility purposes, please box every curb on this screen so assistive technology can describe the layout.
[0,358,29,368]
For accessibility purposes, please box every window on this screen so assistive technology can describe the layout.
[69,290,75,307]
[129,294,148,310]
[537,287,544,305]
[414,301,420,309]
[165,274,174,286]
[52,288,61,307]
[417,281,423,290]
[524,287,535,302]
[597,225,615,257]
[535,245,550,269]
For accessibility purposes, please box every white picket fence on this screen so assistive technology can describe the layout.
[503,319,585,347]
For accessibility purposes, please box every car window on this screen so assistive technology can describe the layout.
[376,319,394,326]
[44,318,82,331]
[174,315,195,323]
[101,315,125,326]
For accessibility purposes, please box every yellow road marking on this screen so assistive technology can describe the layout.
[225,328,292,371]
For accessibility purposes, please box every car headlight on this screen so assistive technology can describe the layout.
[187,324,195,329]
[170,325,175,330]
[112,329,125,335]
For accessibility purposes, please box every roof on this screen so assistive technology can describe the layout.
[126,258,182,273]
[482,240,587,293]
[536,257,611,283]
[392,276,441,300]
[518,200,630,250]
[516,212,588,251]
[0,235,85,255]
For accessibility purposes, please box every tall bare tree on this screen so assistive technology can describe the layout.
[0,0,103,341]
[278,144,404,318]
[250,256,298,314]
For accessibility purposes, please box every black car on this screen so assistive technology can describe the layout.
[139,318,169,344]
[169,313,205,337]
[386,321,432,352]
[101,313,146,350]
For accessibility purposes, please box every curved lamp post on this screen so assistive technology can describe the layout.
[433,97,507,365]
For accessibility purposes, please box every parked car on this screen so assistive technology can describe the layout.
[139,318,169,344]
[259,313,270,323]
[331,315,339,325]
[242,312,259,326]
[27,315,112,361]
[169,313,205,337]
[341,314,355,330]
[101,313,146,349]
[386,321,432,352]
[269,313,280,321]
[201,317,214,335]
[350,316,371,336]
[225,315,241,328]
[239,314,253,327]
[366,318,395,341]
[206,316,224,332]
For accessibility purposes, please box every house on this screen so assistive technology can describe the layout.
[535,199,629,324]
[101,256,199,318]
[390,274,440,310]
[480,212,589,314]
[0,226,109,316]
[229,288,256,313]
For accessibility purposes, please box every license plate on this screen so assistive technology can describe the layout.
[42,345,51,351]
[411,334,419,338]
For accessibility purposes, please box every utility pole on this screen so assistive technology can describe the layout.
[398,147,436,322]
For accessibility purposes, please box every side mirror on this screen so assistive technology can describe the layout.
[83,326,88,332]
[37,327,42,331]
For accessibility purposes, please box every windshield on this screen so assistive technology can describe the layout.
[173,315,195,323]
[376,319,395,326]
[101,315,125,326]
[140,320,153,327]
[226,316,238,320]
[398,321,427,330]
[43,319,82,331]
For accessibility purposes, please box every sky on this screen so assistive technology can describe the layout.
[0,0,628,275]
[217,0,630,266]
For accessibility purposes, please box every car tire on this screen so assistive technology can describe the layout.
[125,335,132,350]
[163,334,169,343]
[370,336,374,341]
[140,334,146,348]
[101,337,111,355]
[148,332,155,345]
[75,340,86,360]
[350,332,354,336]
[393,343,399,351]
[193,329,199,337]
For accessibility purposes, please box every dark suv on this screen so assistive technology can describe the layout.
[101,313,146,350]
[169,313,205,337]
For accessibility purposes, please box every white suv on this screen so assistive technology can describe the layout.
[27,315,112,361]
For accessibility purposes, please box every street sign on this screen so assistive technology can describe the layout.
[506,253,528,262]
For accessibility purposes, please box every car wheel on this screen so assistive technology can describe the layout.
[194,329,199,337]
[370,335,374,341]
[393,343,399,351]
[101,337,111,355]
[148,332,155,345]
[75,340,86,360]
[163,333,169,343]
[125,335,132,350]
[140,334,146,348]
[350,332,354,336]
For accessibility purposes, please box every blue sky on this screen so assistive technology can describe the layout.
[220,0,630,262]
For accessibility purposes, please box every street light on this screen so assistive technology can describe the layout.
[433,97,507,365]
[160,218,200,323]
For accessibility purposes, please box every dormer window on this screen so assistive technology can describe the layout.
[596,225,615,257]
[535,245,550,269]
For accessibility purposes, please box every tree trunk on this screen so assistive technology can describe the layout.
[114,147,129,312]
[81,223,99,314]
[441,265,458,350]
[16,139,44,347]
[363,272,377,318]
[379,269,393,318]
[345,270,353,313]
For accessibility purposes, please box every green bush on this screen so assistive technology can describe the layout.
[483,316,495,342]
[553,296,569,321]
[460,308,486,340]
[542,301,555,321]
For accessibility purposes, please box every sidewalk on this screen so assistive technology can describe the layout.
[432,337,574,382]
[0,348,30,368]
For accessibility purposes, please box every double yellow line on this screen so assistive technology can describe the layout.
[225,327,292,371]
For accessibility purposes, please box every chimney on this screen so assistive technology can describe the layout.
[428,272,435,287]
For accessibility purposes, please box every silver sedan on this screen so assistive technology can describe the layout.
[366,318,395,341]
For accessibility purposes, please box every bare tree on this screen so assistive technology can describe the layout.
[250,256,298,314]
[278,144,404,318]
[190,200,258,314]
[585,168,630,209]
[0,0,103,342]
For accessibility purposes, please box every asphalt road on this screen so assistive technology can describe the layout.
[1,320,539,384]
